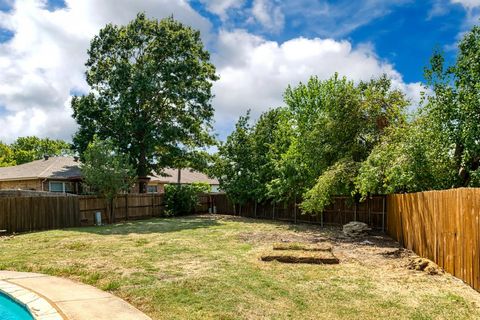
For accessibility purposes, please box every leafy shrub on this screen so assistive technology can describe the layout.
[164,182,210,216]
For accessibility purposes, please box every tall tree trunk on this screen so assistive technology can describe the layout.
[137,144,148,193]
[454,142,469,187]
[177,168,181,185]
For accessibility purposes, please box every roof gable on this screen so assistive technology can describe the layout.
[0,156,82,181]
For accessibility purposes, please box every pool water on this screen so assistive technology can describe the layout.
[0,292,33,320]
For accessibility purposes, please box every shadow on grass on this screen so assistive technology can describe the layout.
[216,214,401,250]
[71,215,221,235]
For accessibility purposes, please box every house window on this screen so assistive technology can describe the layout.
[49,181,75,193]
[147,185,158,193]
[49,181,64,192]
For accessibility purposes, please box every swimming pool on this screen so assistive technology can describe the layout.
[0,291,33,320]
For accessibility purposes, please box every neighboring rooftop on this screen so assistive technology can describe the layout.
[0,156,219,185]
[0,156,82,181]
[150,168,219,185]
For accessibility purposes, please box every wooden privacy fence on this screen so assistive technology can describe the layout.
[387,188,480,291]
[211,194,387,229]
[79,194,165,225]
[0,194,169,233]
[0,196,80,233]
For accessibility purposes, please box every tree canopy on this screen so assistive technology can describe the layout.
[215,74,409,211]
[0,136,71,167]
[81,138,135,222]
[0,142,15,167]
[216,23,480,213]
[72,13,218,192]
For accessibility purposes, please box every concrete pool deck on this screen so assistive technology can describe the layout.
[0,271,152,320]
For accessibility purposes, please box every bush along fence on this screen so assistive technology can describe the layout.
[211,194,387,230]
[387,188,480,292]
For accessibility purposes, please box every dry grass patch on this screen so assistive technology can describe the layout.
[0,215,479,320]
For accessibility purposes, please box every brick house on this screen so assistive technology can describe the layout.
[0,156,220,194]
[0,156,82,193]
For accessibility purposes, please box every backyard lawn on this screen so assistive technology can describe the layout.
[1,215,479,320]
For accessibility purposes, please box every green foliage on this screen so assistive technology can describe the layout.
[0,142,15,167]
[355,119,455,197]
[164,182,210,216]
[72,13,218,189]
[284,74,408,211]
[251,108,294,202]
[422,26,480,186]
[10,136,71,165]
[213,112,256,204]
[81,138,135,223]
[216,74,408,212]
[301,160,360,213]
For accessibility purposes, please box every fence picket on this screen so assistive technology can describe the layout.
[387,188,480,292]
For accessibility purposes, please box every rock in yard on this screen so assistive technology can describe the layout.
[343,221,371,237]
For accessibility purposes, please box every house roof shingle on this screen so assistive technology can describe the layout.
[150,168,219,185]
[0,156,219,185]
[0,156,82,181]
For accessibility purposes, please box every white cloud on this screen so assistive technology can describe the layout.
[451,0,480,9]
[251,0,284,32]
[199,0,245,20]
[212,30,423,137]
[0,0,422,144]
[279,0,410,37]
[451,0,480,27]
[0,0,212,143]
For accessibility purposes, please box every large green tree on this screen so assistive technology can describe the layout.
[215,74,408,212]
[355,117,455,197]
[72,13,218,192]
[214,113,256,205]
[423,26,480,186]
[10,136,71,165]
[356,25,480,194]
[284,74,408,212]
[214,108,294,207]
[251,107,294,203]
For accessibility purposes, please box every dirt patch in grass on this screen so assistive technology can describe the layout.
[236,219,445,277]
[261,250,339,264]
[237,230,331,244]
[272,242,333,251]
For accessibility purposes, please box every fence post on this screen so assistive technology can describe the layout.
[354,202,357,221]
[125,194,129,221]
[293,195,297,224]
[272,202,275,220]
[254,202,257,218]
[368,198,371,226]
[382,196,386,233]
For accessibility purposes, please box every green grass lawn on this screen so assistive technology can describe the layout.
[1,215,479,319]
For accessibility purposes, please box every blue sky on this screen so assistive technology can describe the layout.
[190,0,468,83]
[0,0,477,142]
